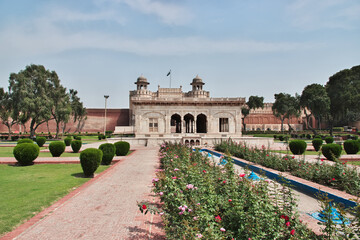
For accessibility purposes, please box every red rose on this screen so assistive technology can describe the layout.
[142,204,147,210]
[290,229,295,235]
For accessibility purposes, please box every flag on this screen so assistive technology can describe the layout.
[167,70,171,76]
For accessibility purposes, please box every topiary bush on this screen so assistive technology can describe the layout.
[306,134,311,139]
[80,148,103,177]
[325,136,334,144]
[35,136,46,147]
[75,136,82,141]
[13,143,40,166]
[17,138,33,144]
[289,140,307,155]
[71,140,82,153]
[64,137,72,146]
[49,141,66,157]
[312,138,323,152]
[114,141,130,156]
[344,140,360,154]
[278,135,284,141]
[322,143,342,161]
[99,143,116,165]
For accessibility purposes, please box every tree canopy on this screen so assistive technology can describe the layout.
[272,93,300,133]
[5,64,86,138]
[326,65,360,126]
[300,83,330,135]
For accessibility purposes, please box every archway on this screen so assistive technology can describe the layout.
[196,140,200,146]
[185,140,189,145]
[190,140,195,146]
[196,114,207,133]
[184,114,195,133]
[171,114,182,133]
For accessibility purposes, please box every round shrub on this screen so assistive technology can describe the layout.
[13,143,40,166]
[322,143,342,161]
[80,148,103,177]
[49,141,66,157]
[343,140,360,154]
[306,134,311,139]
[99,143,116,165]
[289,140,307,155]
[312,138,323,152]
[64,137,72,146]
[278,135,284,141]
[35,136,46,147]
[114,141,130,156]
[273,135,277,139]
[325,136,334,144]
[71,140,82,153]
[75,136,82,141]
[17,138,33,144]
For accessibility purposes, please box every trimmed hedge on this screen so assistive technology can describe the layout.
[312,138,323,152]
[325,136,334,144]
[35,136,46,147]
[322,143,342,161]
[344,140,360,154]
[114,141,130,156]
[71,140,82,153]
[13,143,40,166]
[49,141,66,157]
[98,134,105,140]
[99,143,116,165]
[289,140,307,155]
[17,138,33,144]
[80,148,103,177]
[64,137,72,146]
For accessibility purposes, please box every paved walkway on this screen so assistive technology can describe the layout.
[2,146,165,240]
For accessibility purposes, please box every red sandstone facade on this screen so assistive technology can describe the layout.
[0,109,129,134]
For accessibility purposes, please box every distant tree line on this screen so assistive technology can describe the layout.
[242,65,360,135]
[0,64,87,139]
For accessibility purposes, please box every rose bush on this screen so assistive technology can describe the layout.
[142,143,316,239]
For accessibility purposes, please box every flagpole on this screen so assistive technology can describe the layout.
[170,70,172,88]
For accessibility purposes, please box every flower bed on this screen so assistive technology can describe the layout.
[214,140,360,197]
[141,143,316,239]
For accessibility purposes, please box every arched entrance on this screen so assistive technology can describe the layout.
[184,114,195,133]
[171,114,182,133]
[196,114,207,133]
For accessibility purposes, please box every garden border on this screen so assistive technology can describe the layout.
[204,149,358,208]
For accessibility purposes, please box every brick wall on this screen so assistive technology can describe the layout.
[0,109,129,134]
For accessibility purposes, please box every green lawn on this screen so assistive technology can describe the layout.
[0,164,109,236]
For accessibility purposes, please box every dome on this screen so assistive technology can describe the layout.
[191,75,204,85]
[135,75,149,85]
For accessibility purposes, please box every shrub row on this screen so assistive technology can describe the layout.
[215,140,360,197]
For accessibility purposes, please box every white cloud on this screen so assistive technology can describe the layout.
[286,0,360,30]
[99,0,193,25]
[42,7,126,25]
[0,20,315,58]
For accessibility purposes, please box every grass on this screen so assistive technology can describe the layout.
[0,164,109,236]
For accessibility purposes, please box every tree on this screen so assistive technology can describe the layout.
[48,74,72,138]
[326,65,360,134]
[69,89,87,133]
[242,96,264,131]
[9,65,54,138]
[0,88,17,139]
[272,93,300,133]
[300,84,330,135]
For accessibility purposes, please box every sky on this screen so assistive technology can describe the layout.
[0,0,359,108]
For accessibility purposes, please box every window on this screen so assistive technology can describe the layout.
[219,118,229,132]
[149,118,158,132]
